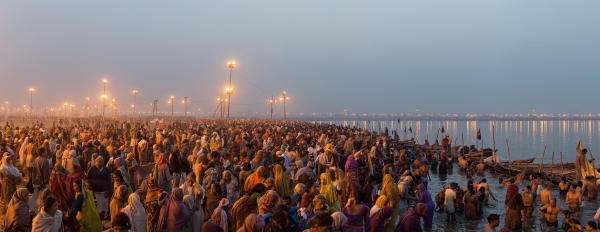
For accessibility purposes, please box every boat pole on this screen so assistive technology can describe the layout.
[492,125,497,172]
[461,133,464,155]
[560,152,564,176]
[550,152,555,177]
[506,139,511,176]
[589,148,597,177]
[539,145,546,173]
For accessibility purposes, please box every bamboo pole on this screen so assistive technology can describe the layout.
[589,148,597,177]
[560,152,564,176]
[481,140,484,161]
[550,151,554,177]
[461,133,465,155]
[539,145,547,173]
[506,139,511,176]
[492,125,497,172]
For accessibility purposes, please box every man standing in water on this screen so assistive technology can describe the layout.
[586,176,598,201]
[575,147,590,182]
[540,182,552,206]
[566,184,582,217]
[538,198,562,229]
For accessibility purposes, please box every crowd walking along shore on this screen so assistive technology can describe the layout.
[0,118,599,231]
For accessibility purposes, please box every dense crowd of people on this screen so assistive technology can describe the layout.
[0,119,599,231]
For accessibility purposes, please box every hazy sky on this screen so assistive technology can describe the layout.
[1,1,599,117]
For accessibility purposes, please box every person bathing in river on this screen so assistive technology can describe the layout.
[458,156,468,171]
[540,182,553,206]
[476,160,485,175]
[586,176,598,201]
[566,184,582,217]
[538,198,562,230]
[516,169,527,184]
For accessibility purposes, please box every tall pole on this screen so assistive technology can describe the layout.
[29,88,34,119]
[227,61,235,122]
[183,97,188,120]
[280,91,288,120]
[269,95,275,120]
[170,96,174,121]
[85,98,89,118]
[102,79,107,122]
[133,90,137,122]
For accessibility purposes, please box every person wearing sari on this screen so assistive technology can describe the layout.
[121,193,146,232]
[394,203,427,232]
[154,153,173,194]
[4,188,33,232]
[332,212,348,232]
[464,185,479,220]
[67,179,103,232]
[144,176,167,232]
[35,189,55,214]
[381,174,400,232]
[232,183,267,231]
[275,164,291,197]
[244,166,268,192]
[236,214,266,232]
[292,183,306,207]
[0,156,22,205]
[66,164,87,204]
[158,187,190,232]
[505,178,518,206]
[204,182,226,220]
[211,198,230,232]
[203,221,225,232]
[335,169,349,204]
[258,189,280,216]
[320,173,341,213]
[250,151,264,172]
[505,193,527,230]
[346,171,362,202]
[32,197,64,232]
[110,185,129,225]
[183,195,202,232]
[366,206,393,232]
[417,184,435,225]
[345,154,359,181]
[49,162,70,211]
[370,195,389,216]
[220,170,239,207]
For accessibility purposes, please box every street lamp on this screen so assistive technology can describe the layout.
[85,98,89,118]
[227,61,235,121]
[133,90,137,122]
[170,96,174,120]
[268,95,276,120]
[101,95,107,120]
[280,91,289,120]
[182,97,188,120]
[29,88,34,118]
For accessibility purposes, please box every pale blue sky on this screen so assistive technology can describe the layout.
[1,1,599,117]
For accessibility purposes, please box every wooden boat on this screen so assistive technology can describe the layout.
[512,157,535,164]
[463,149,497,158]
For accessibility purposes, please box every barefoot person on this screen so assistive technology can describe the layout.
[538,198,562,229]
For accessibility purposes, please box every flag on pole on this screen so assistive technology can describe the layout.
[441,126,445,134]
[409,127,413,133]
[476,129,481,140]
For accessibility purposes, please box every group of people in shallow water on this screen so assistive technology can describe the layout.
[0,118,600,232]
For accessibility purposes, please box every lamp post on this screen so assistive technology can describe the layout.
[63,103,67,118]
[85,98,89,118]
[102,79,107,121]
[280,91,289,120]
[70,104,74,117]
[182,97,188,120]
[29,88,34,119]
[227,61,235,121]
[170,96,174,120]
[268,95,276,120]
[133,90,137,122]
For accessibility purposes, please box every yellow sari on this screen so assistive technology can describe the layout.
[381,174,400,232]
[77,190,103,232]
[319,173,341,213]
[274,164,290,197]
[244,166,268,191]
[335,169,349,203]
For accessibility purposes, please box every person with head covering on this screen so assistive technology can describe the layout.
[125,153,139,191]
[203,221,225,232]
[370,195,389,216]
[32,196,64,232]
[395,203,427,232]
[220,170,239,207]
[332,211,348,232]
[49,162,70,211]
[66,179,103,232]
[120,193,146,232]
[110,184,130,225]
[153,153,173,193]
[295,161,316,185]
[381,174,401,232]
[158,187,190,232]
[144,176,167,232]
[66,164,87,203]
[299,195,329,231]
[416,184,435,226]
[244,166,268,191]
[292,183,306,207]
[4,188,33,232]
[320,173,341,213]
[345,154,359,181]
[212,198,230,232]
[274,163,291,197]
[258,189,280,216]
[87,155,111,219]
[236,213,266,232]
[182,194,202,232]
[366,206,393,232]
[204,182,226,221]
[35,189,55,213]
[0,156,22,205]
[250,151,264,172]
[232,183,267,231]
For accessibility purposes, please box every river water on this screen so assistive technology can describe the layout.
[422,163,600,231]
[312,120,600,164]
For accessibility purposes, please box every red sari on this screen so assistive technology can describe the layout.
[49,164,70,211]
[505,184,518,206]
